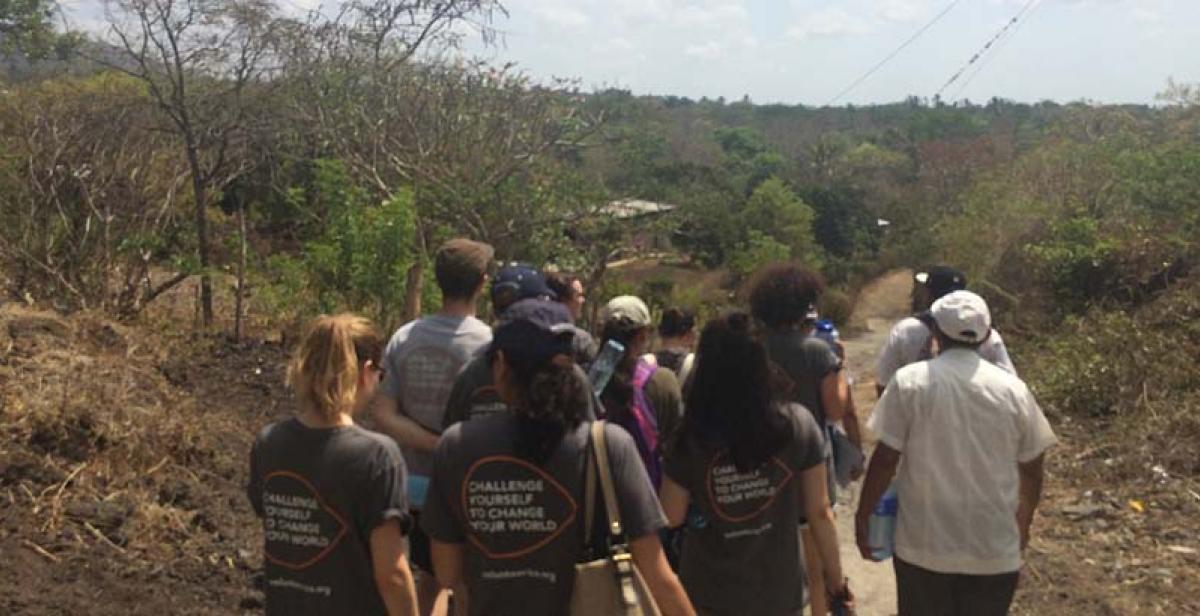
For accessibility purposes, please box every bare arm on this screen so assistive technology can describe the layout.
[820,371,848,422]
[370,393,440,453]
[430,539,468,613]
[658,477,689,528]
[1016,454,1046,550]
[842,387,863,451]
[800,463,845,594]
[854,443,901,561]
[629,534,696,616]
[370,521,419,616]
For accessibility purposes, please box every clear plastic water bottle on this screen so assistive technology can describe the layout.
[867,485,899,560]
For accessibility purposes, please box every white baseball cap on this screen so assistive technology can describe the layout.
[931,290,991,344]
[602,295,652,327]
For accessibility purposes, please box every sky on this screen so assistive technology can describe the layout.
[64,0,1200,105]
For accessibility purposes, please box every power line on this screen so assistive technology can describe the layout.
[934,0,1039,100]
[824,0,965,107]
[949,0,1045,102]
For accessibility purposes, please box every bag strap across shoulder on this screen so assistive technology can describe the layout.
[583,431,598,555]
[591,420,624,539]
[589,421,644,613]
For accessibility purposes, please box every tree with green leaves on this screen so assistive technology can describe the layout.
[0,0,74,60]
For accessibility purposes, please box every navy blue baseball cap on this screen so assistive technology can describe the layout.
[491,300,575,367]
[491,263,556,314]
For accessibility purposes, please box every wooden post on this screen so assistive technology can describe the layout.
[234,204,247,342]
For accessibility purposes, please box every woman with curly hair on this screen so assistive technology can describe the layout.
[420,309,694,616]
[745,263,852,615]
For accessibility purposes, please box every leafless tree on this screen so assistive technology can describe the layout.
[89,0,280,327]
[0,74,193,313]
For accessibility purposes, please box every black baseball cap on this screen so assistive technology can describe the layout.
[492,263,556,315]
[916,266,967,300]
[490,302,575,368]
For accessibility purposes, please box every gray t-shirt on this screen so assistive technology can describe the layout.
[663,404,825,616]
[442,356,597,429]
[422,416,667,616]
[765,329,841,426]
[380,314,492,476]
[248,419,409,616]
[568,324,599,367]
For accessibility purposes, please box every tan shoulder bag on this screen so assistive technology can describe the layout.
[569,421,662,616]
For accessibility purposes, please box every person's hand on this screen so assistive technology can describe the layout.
[827,578,856,615]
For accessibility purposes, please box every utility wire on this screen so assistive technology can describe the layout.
[935,0,1039,100]
[823,0,965,107]
[949,0,1045,102]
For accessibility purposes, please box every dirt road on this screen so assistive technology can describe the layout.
[828,269,914,616]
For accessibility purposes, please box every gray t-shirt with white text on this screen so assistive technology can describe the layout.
[443,355,598,429]
[380,314,492,477]
[422,416,666,616]
[664,404,825,616]
[248,419,409,616]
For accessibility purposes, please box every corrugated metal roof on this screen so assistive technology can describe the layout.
[600,199,678,219]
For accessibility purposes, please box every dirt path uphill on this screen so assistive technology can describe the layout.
[829,269,913,616]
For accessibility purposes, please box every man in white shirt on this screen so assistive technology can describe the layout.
[875,266,1015,396]
[855,291,1057,616]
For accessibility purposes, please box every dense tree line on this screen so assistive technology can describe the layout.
[1,0,1197,340]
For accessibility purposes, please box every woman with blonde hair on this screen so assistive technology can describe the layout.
[248,314,418,616]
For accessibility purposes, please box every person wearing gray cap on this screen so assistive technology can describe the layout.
[856,291,1057,616]
[596,295,684,489]
[875,266,1015,396]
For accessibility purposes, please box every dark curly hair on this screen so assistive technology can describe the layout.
[745,263,826,329]
[489,348,589,465]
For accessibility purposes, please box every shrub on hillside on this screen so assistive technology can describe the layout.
[1027,278,1200,474]
[817,288,853,327]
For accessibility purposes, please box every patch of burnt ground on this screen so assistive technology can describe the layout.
[0,303,288,615]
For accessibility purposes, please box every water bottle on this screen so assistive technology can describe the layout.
[867,485,899,560]
[814,319,844,361]
[587,339,625,396]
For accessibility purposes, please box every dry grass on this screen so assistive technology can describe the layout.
[0,303,281,613]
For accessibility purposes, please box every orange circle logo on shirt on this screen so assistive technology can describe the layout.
[460,456,578,560]
[705,452,794,523]
[261,471,349,570]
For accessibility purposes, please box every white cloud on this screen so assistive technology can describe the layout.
[536,6,591,28]
[593,37,636,54]
[684,41,724,58]
[877,0,934,23]
[677,2,750,28]
[788,6,874,40]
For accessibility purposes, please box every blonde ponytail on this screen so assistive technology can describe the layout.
[288,314,383,420]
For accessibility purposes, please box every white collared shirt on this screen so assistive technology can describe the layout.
[875,316,1015,389]
[868,348,1057,575]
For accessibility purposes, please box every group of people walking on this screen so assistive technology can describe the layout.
[247,238,1057,615]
